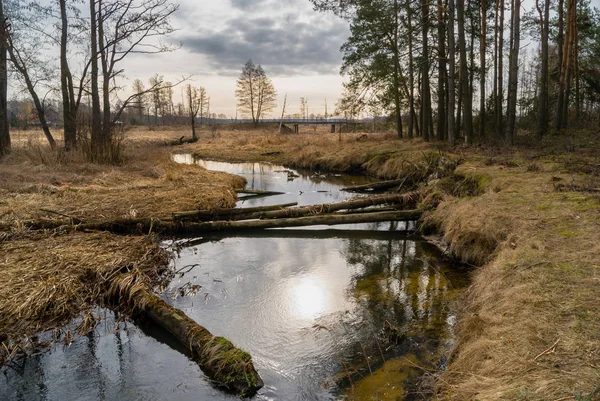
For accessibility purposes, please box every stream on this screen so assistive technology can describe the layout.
[0,156,469,401]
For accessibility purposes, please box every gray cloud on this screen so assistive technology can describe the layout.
[176,7,348,76]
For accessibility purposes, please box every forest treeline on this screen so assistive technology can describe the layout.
[313,0,600,145]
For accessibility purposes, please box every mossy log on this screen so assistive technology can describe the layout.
[136,289,263,396]
[341,178,412,193]
[172,202,298,221]
[253,193,419,220]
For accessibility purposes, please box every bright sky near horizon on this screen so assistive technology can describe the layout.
[121,0,349,118]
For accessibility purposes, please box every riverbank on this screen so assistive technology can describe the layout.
[178,126,600,400]
[0,131,246,368]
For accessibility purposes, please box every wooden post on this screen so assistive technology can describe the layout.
[294,124,299,133]
[331,124,336,133]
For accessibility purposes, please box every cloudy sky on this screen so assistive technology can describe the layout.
[122,0,349,117]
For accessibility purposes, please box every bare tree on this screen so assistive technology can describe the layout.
[6,32,56,148]
[186,84,203,141]
[235,60,277,127]
[89,0,179,160]
[132,79,146,122]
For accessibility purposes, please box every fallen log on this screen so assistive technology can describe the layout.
[124,287,263,396]
[341,177,412,193]
[234,189,285,196]
[170,136,198,146]
[338,206,400,215]
[172,202,298,221]
[253,192,419,220]
[176,210,422,232]
[23,210,422,235]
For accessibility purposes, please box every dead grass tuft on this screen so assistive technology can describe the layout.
[0,140,244,229]
[0,231,170,365]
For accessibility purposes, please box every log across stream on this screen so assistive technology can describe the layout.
[0,157,470,401]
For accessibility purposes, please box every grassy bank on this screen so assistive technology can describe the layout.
[0,129,246,366]
[178,126,599,400]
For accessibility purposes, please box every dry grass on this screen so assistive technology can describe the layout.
[428,157,600,401]
[0,231,170,364]
[179,125,437,178]
[0,134,245,229]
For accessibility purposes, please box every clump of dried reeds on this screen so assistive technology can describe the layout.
[0,142,245,229]
[0,231,170,366]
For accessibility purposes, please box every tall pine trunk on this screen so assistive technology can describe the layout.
[407,0,416,139]
[496,0,504,137]
[421,0,431,141]
[556,0,565,131]
[393,0,403,138]
[457,0,473,144]
[479,0,487,140]
[505,0,521,146]
[448,0,457,146]
[437,0,447,141]
[537,0,550,138]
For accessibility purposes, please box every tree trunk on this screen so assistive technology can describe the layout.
[60,0,77,150]
[393,0,403,138]
[448,0,457,146]
[0,1,9,157]
[89,0,103,159]
[479,0,487,140]
[98,0,113,155]
[556,0,565,131]
[574,12,580,124]
[496,0,504,137]
[537,0,550,139]
[437,0,447,141]
[421,0,431,141]
[561,0,576,129]
[505,0,521,146]
[407,0,416,139]
[457,0,473,144]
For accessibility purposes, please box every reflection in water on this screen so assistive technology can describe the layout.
[0,158,469,401]
[290,277,329,321]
